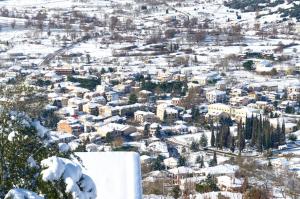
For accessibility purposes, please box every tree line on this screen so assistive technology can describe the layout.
[210,115,286,153]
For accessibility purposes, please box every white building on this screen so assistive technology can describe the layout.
[206,90,226,103]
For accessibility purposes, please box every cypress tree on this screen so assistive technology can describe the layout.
[256,115,263,152]
[222,124,230,148]
[211,127,215,147]
[244,117,249,139]
[279,119,286,145]
[251,116,258,146]
[268,159,272,168]
[245,116,252,140]
[200,156,204,168]
[209,152,218,167]
[213,151,217,165]
[262,119,267,148]
[191,106,200,121]
[200,134,208,148]
[216,124,223,149]
[256,133,263,152]
[230,136,235,153]
[216,126,220,149]
[270,126,276,148]
[237,120,245,152]
[274,118,281,147]
[248,114,254,140]
[263,120,271,149]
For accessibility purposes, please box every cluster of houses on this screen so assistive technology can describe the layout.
[0,0,300,197]
[28,58,298,147]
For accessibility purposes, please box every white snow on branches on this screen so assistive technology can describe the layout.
[58,143,70,153]
[32,120,48,138]
[7,131,18,141]
[5,188,43,199]
[27,156,38,168]
[41,156,97,199]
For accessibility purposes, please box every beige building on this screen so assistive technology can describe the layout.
[229,96,250,106]
[134,111,156,123]
[96,123,136,137]
[287,86,300,101]
[288,92,300,101]
[99,103,146,117]
[287,85,300,94]
[68,97,89,112]
[207,103,231,116]
[157,104,178,123]
[207,103,260,122]
[255,101,269,110]
[295,63,300,72]
[82,102,99,116]
[57,118,84,136]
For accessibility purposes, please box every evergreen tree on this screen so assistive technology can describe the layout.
[268,159,272,168]
[279,119,286,145]
[216,125,222,149]
[196,155,201,164]
[251,116,258,146]
[178,155,187,167]
[230,136,235,153]
[152,155,165,170]
[144,123,150,138]
[200,156,204,168]
[256,115,263,152]
[155,125,161,138]
[0,84,76,198]
[209,152,218,167]
[210,127,215,147]
[190,140,200,152]
[261,119,266,148]
[270,126,276,148]
[272,118,281,148]
[222,124,230,148]
[244,116,252,140]
[200,133,208,148]
[191,106,200,122]
[128,93,138,104]
[246,114,254,140]
[213,151,217,164]
[263,120,272,149]
[237,120,245,153]
[256,133,263,152]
